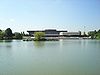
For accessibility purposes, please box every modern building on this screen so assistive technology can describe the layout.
[27,29,67,37]
[59,31,81,37]
[27,29,82,37]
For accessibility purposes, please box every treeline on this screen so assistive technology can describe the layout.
[0,28,24,40]
[88,29,100,39]
[0,28,100,40]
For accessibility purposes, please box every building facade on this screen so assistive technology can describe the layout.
[27,29,82,37]
[27,29,67,37]
[60,31,81,36]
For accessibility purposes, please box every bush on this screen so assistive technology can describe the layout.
[34,32,45,41]
[14,32,23,39]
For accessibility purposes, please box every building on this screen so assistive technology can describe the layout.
[27,29,82,37]
[27,29,67,37]
[60,31,81,37]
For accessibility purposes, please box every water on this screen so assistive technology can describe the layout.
[0,40,100,75]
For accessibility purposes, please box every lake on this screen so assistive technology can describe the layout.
[0,39,100,75]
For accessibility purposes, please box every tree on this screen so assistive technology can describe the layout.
[96,29,100,39]
[83,32,86,36]
[0,31,5,40]
[79,31,81,36]
[98,29,100,33]
[21,31,25,36]
[14,32,23,39]
[0,29,2,32]
[88,29,100,39]
[5,28,13,39]
[88,31,96,39]
[34,32,45,41]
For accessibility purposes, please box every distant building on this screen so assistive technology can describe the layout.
[60,31,81,36]
[27,29,67,37]
[27,29,82,37]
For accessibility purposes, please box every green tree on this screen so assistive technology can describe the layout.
[96,29,100,39]
[96,33,100,39]
[21,31,25,36]
[98,29,100,33]
[88,31,96,39]
[14,32,23,39]
[0,31,5,40]
[88,29,100,39]
[5,28,13,39]
[0,29,2,32]
[34,32,45,41]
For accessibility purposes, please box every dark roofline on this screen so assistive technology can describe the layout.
[45,29,56,31]
[27,30,44,32]
[27,29,67,32]
[57,30,67,32]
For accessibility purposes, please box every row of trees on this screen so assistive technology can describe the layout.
[88,29,100,39]
[0,28,100,40]
[0,28,45,41]
[0,28,23,40]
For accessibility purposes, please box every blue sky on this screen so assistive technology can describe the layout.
[0,0,100,33]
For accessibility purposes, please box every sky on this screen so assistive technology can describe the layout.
[0,0,100,33]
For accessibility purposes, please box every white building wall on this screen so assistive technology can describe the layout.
[59,32,80,36]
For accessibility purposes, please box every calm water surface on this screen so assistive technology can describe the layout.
[0,40,100,75]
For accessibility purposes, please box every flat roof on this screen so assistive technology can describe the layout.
[27,29,67,32]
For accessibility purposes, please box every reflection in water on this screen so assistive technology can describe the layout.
[0,40,100,75]
[5,45,12,48]
[59,39,64,49]
[4,40,13,43]
[0,40,3,42]
[0,44,12,48]
[34,41,45,48]
[0,40,12,48]
[0,40,13,43]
